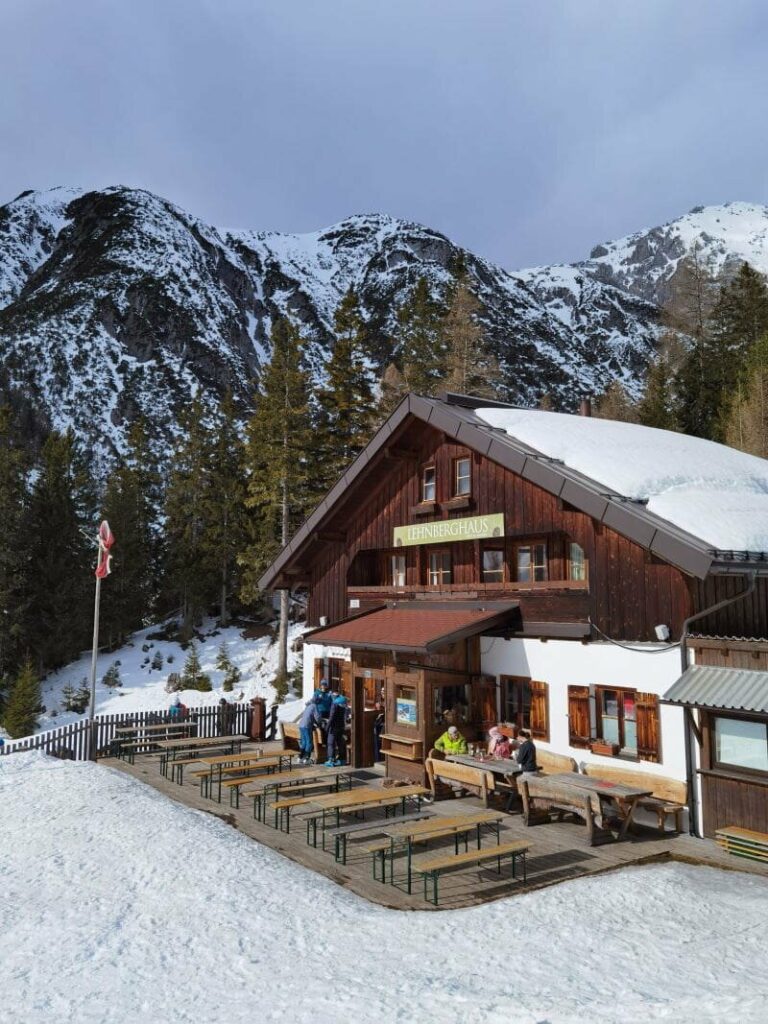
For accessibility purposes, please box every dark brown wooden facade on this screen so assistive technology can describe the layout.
[300,420,699,642]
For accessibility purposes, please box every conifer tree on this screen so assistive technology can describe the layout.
[395,276,446,394]
[242,318,315,681]
[3,659,40,739]
[594,381,639,423]
[200,393,248,626]
[0,406,31,680]
[441,277,501,397]
[26,431,91,673]
[216,642,241,692]
[678,263,768,440]
[378,362,408,418]
[164,399,218,637]
[181,642,211,691]
[317,288,376,484]
[637,336,684,432]
[726,335,768,457]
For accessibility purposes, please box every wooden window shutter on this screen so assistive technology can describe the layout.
[636,691,660,763]
[314,659,324,687]
[529,681,549,742]
[340,663,352,699]
[568,685,591,748]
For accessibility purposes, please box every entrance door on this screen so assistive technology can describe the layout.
[351,673,384,767]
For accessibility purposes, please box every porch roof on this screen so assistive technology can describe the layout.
[663,664,768,715]
[302,600,519,654]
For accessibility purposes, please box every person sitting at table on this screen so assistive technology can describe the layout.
[434,725,468,755]
[487,725,515,759]
[514,729,539,777]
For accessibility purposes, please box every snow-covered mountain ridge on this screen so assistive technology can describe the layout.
[1,187,766,464]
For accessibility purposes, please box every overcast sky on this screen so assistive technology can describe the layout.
[2,1,768,268]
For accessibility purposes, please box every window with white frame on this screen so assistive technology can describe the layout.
[714,716,768,773]
[428,550,452,585]
[391,553,406,587]
[515,542,547,582]
[453,457,471,496]
[569,542,587,581]
[482,548,505,583]
[422,465,436,502]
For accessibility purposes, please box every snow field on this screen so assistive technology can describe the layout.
[13,620,306,742]
[2,751,768,1024]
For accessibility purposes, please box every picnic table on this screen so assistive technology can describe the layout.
[155,735,248,776]
[112,720,197,757]
[379,810,505,893]
[244,766,354,822]
[275,784,428,836]
[115,722,195,735]
[445,753,522,792]
[192,749,294,800]
[536,772,654,838]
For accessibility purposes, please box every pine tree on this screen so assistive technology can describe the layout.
[664,243,718,338]
[101,663,122,688]
[637,336,684,431]
[395,276,447,394]
[164,399,219,637]
[3,659,40,739]
[0,405,31,680]
[726,334,768,457]
[242,317,315,682]
[594,381,639,423]
[180,642,211,691]
[378,362,408,418]
[200,393,248,627]
[216,642,241,693]
[26,431,92,673]
[317,288,376,484]
[442,277,501,397]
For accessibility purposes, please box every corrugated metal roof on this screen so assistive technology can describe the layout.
[663,665,768,714]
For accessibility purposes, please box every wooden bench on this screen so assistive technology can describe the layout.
[302,797,407,848]
[520,778,607,846]
[583,764,686,833]
[325,810,435,865]
[414,840,530,905]
[715,826,768,863]
[280,720,325,763]
[537,749,579,775]
[425,758,495,806]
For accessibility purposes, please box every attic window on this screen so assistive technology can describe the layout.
[422,466,436,502]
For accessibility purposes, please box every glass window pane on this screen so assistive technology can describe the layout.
[433,683,471,726]
[455,458,471,495]
[517,546,531,582]
[391,554,406,587]
[423,467,435,501]
[570,542,586,581]
[483,549,504,582]
[533,543,548,582]
[715,717,768,772]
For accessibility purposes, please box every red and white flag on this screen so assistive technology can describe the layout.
[95,520,115,579]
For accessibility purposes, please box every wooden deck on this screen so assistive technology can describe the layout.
[105,743,768,911]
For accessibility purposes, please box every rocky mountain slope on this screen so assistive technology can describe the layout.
[0,187,766,466]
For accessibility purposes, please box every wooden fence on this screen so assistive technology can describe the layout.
[0,701,279,761]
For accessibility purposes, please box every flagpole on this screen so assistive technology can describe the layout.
[88,574,102,725]
[88,520,115,760]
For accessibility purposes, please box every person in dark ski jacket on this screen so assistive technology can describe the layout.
[298,698,321,764]
[313,679,333,719]
[324,694,349,766]
[515,729,539,776]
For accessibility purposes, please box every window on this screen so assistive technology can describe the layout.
[714,716,768,773]
[482,548,505,583]
[453,457,471,496]
[391,554,406,587]
[428,550,452,585]
[515,542,547,582]
[422,466,436,502]
[432,682,471,726]
[501,676,549,740]
[595,687,660,761]
[569,542,587,581]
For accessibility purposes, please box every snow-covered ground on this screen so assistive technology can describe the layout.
[2,751,767,1024]
[2,620,306,743]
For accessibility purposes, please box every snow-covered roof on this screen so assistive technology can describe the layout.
[475,408,768,553]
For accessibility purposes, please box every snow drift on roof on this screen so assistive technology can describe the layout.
[475,408,768,552]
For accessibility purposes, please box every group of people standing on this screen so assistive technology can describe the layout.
[298,679,349,766]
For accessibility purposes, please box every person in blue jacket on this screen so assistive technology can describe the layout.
[324,693,349,766]
[313,679,333,719]
[298,698,321,764]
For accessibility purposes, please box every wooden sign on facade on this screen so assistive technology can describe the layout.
[393,512,505,547]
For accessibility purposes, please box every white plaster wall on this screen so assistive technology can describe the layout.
[301,643,351,701]
[480,637,686,780]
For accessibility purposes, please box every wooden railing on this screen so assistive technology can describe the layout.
[0,701,279,762]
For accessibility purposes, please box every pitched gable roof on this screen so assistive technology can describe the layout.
[258,393,768,590]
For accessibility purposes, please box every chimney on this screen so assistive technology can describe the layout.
[579,397,592,417]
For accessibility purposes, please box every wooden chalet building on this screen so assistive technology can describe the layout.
[259,393,768,839]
